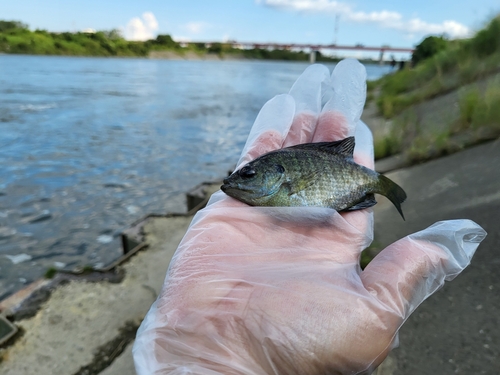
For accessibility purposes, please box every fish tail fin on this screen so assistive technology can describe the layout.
[376,174,407,220]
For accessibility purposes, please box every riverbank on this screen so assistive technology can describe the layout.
[0,182,220,374]
[363,70,500,167]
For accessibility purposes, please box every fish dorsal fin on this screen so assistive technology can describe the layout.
[287,137,355,158]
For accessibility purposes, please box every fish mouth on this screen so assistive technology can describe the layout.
[221,177,231,192]
[221,178,238,193]
[221,178,256,194]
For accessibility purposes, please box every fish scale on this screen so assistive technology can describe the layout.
[279,149,378,210]
[221,137,407,219]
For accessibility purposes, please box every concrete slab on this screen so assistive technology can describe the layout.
[0,215,192,375]
[372,138,500,374]
[99,341,136,375]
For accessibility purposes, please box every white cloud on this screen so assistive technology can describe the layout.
[348,10,401,24]
[258,0,350,13]
[258,0,470,38]
[125,12,159,41]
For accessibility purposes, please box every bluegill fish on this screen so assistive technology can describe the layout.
[221,137,407,219]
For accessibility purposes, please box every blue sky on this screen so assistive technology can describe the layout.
[3,0,499,59]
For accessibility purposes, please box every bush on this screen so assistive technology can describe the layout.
[0,20,27,32]
[412,36,449,66]
[154,34,179,48]
[469,16,500,57]
[458,86,481,128]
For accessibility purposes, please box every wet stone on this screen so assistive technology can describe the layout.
[0,227,17,239]
[27,210,53,224]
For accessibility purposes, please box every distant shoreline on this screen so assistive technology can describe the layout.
[0,52,383,65]
[149,50,245,61]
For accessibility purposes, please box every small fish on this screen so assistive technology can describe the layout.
[221,137,407,219]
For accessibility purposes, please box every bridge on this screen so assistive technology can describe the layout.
[189,41,414,63]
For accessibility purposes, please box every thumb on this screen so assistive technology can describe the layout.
[361,220,486,318]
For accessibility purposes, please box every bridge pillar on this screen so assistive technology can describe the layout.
[309,50,316,64]
[379,50,385,65]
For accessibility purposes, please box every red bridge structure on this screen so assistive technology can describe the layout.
[190,41,414,63]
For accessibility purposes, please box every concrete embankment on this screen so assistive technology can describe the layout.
[0,184,220,375]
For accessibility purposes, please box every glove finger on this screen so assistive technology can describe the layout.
[318,59,367,140]
[361,219,486,319]
[353,120,374,169]
[289,64,330,116]
[237,94,295,168]
[283,65,330,147]
[282,112,318,148]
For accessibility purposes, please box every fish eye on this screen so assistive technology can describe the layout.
[275,164,285,173]
[239,165,256,178]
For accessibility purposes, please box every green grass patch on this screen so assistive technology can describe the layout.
[44,267,58,279]
[406,130,458,164]
[374,15,500,118]
[374,133,401,159]
[457,80,500,131]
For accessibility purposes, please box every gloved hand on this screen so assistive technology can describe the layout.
[133,60,486,375]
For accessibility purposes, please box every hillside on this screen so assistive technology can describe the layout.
[365,15,500,164]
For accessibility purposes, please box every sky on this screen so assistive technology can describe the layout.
[2,0,499,59]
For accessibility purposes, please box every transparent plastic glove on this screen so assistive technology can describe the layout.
[133,59,486,375]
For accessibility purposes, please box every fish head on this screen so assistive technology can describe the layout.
[221,158,286,205]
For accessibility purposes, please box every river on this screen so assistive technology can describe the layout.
[0,55,392,299]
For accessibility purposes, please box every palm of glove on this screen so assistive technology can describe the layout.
[133,61,485,375]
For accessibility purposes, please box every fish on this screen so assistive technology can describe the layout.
[221,136,407,219]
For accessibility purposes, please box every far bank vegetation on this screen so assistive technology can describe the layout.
[0,20,338,62]
[369,14,500,163]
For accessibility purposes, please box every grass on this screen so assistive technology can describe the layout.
[372,15,500,119]
[457,80,500,131]
[373,110,418,159]
[370,14,500,164]
[44,267,58,279]
[374,78,500,164]
[360,241,382,269]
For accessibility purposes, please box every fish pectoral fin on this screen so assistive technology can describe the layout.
[285,173,318,196]
[344,194,377,211]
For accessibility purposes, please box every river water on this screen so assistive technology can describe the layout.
[0,55,392,299]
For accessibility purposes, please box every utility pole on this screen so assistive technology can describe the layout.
[334,14,339,45]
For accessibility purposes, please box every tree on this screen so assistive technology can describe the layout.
[469,16,500,57]
[154,34,179,48]
[412,36,448,66]
[0,20,28,32]
[99,29,123,40]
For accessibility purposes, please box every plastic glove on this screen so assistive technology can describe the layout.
[133,60,486,375]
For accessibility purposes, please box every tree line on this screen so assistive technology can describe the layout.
[0,20,339,61]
